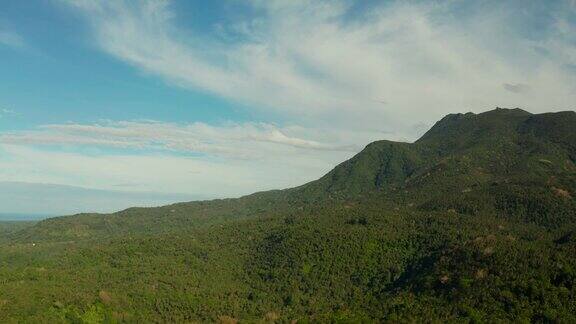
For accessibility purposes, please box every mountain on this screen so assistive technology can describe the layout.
[1,108,575,322]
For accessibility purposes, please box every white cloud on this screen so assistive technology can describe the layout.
[0,119,402,205]
[0,120,381,199]
[0,141,351,199]
[0,120,362,158]
[59,0,576,133]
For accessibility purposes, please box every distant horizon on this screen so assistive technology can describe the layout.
[0,181,210,215]
[0,213,53,221]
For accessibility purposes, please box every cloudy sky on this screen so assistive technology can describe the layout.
[0,0,575,215]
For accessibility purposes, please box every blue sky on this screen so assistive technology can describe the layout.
[0,0,575,215]
[0,1,256,129]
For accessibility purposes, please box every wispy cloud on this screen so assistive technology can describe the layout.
[0,120,371,197]
[60,0,576,133]
[503,83,531,94]
[0,29,25,49]
[0,120,360,159]
[0,108,16,119]
[0,140,354,199]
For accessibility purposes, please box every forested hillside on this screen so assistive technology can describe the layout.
[1,108,575,322]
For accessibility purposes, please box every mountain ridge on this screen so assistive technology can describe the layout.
[2,107,576,322]
[12,108,575,242]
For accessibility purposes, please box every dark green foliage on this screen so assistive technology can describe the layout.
[1,108,575,322]
[0,221,36,243]
[295,140,423,198]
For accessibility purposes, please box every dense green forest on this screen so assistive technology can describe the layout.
[1,108,575,322]
[0,221,35,243]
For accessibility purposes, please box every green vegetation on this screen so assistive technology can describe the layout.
[0,221,36,243]
[1,108,575,322]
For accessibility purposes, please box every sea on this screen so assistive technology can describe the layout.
[0,213,53,222]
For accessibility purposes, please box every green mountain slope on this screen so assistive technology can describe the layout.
[1,108,575,322]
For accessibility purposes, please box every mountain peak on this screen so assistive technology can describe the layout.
[437,107,531,122]
[293,108,574,200]
[487,107,531,114]
[416,107,533,149]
